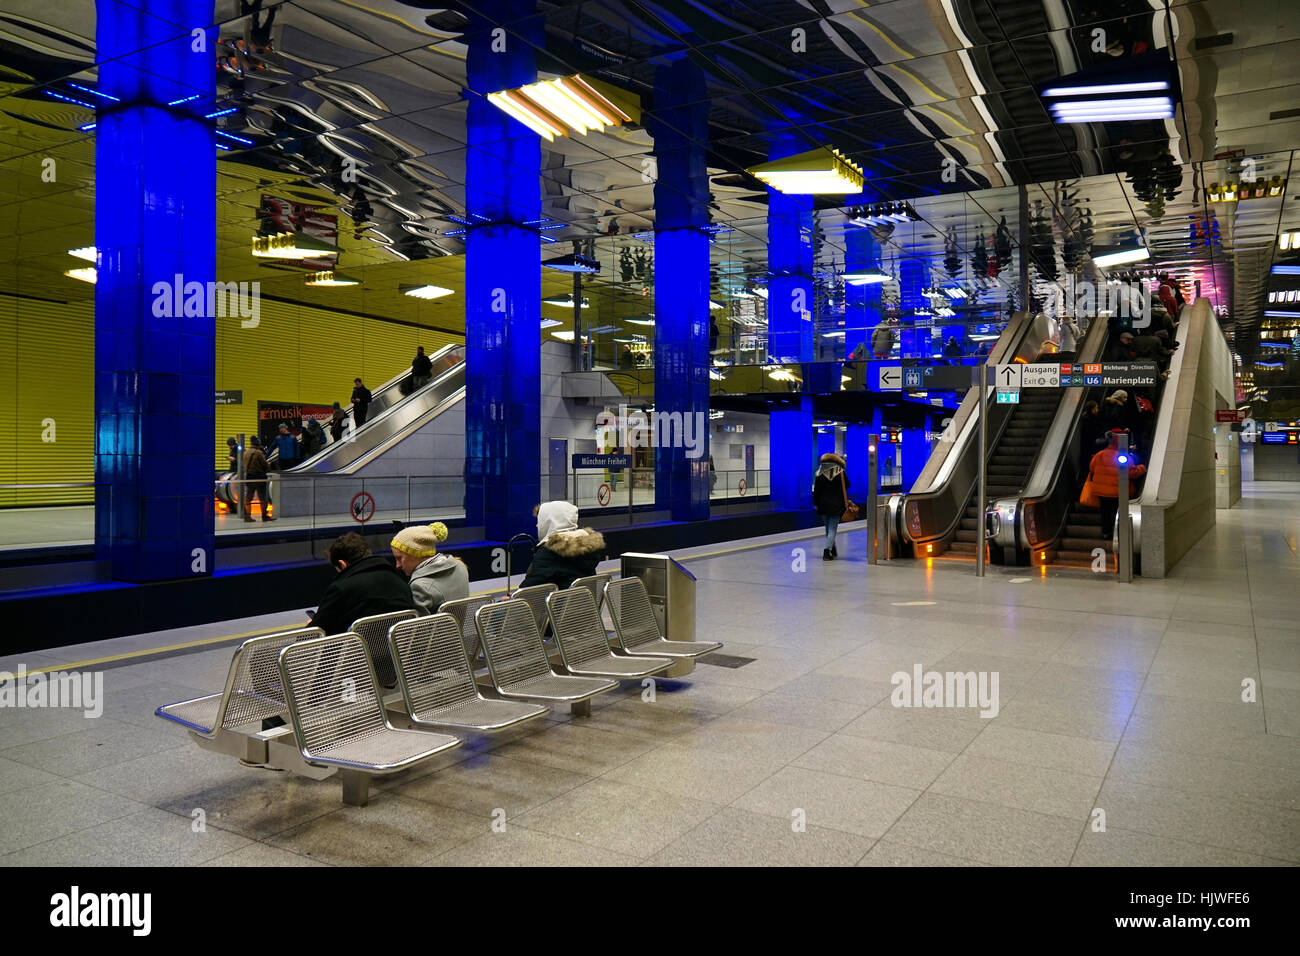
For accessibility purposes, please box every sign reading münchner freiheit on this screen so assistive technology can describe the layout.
[572,454,632,469]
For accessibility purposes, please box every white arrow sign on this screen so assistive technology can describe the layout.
[995,364,1023,390]
[877,365,902,390]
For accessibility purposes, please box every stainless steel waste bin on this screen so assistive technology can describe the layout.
[620,552,697,676]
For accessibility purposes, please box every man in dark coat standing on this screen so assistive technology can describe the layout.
[351,378,372,426]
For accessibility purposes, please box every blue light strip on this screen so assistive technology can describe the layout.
[166,93,202,106]
[204,107,238,118]
[1271,265,1300,275]
[69,82,120,102]
[214,129,253,145]
[45,90,95,108]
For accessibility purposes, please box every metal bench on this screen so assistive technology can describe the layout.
[546,588,672,680]
[155,627,342,775]
[349,609,419,688]
[605,577,722,661]
[510,583,557,637]
[388,614,547,733]
[569,573,613,615]
[279,632,461,806]
[474,599,617,716]
[439,594,498,662]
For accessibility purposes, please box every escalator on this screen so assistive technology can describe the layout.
[270,345,466,475]
[948,388,1062,556]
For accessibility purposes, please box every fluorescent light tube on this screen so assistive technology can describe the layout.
[1042,81,1169,97]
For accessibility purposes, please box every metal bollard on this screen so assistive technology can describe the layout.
[1117,434,1133,583]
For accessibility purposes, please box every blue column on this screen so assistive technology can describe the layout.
[899,259,927,359]
[845,226,883,366]
[901,425,928,492]
[650,60,710,521]
[95,0,215,582]
[463,1,541,541]
[770,397,815,510]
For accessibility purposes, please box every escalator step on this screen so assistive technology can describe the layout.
[1061,536,1108,550]
[948,541,978,554]
[1065,524,1101,536]
[953,530,978,542]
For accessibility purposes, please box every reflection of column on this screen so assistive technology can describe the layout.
[767,137,817,509]
[464,0,541,540]
[845,227,882,364]
[650,60,710,520]
[94,0,215,582]
[899,259,927,359]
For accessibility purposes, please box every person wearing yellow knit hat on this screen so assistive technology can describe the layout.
[390,521,470,614]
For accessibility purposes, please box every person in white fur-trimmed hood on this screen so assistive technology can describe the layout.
[519,500,606,590]
[390,521,470,614]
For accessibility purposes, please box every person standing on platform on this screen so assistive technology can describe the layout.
[241,436,272,522]
[411,346,433,389]
[351,378,372,426]
[813,452,851,561]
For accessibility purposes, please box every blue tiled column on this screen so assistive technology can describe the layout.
[650,60,710,521]
[463,1,541,540]
[94,0,215,582]
[899,259,927,359]
[767,138,816,510]
[845,226,883,365]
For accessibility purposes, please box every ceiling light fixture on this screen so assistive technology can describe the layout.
[1092,244,1151,268]
[847,202,920,226]
[842,269,891,286]
[487,74,637,141]
[401,284,455,299]
[251,232,339,259]
[540,318,563,329]
[64,267,96,284]
[542,294,590,308]
[68,246,97,262]
[304,270,359,287]
[747,146,864,194]
[1040,58,1176,124]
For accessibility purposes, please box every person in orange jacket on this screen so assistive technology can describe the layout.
[1087,429,1147,540]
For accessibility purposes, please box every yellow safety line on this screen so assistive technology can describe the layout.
[21,529,833,673]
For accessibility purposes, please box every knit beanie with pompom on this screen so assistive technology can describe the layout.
[391,521,449,558]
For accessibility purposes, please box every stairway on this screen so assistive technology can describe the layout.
[1053,499,1114,570]
[949,387,1061,556]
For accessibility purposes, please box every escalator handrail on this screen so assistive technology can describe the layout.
[265,344,460,465]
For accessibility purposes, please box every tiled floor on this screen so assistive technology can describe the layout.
[1,482,1297,866]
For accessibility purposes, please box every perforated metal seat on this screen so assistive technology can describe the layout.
[349,610,419,687]
[474,600,617,704]
[510,583,557,636]
[569,574,613,614]
[605,577,722,659]
[155,627,323,735]
[547,588,671,679]
[439,594,498,662]
[388,614,547,732]
[279,633,460,804]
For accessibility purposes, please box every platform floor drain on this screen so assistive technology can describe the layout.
[698,653,756,669]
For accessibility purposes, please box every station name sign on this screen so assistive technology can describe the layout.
[572,454,632,469]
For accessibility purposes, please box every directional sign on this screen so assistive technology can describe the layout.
[573,453,632,469]
[1022,364,1060,388]
[904,369,924,388]
[1265,421,1279,433]
[1100,362,1159,387]
[1216,409,1247,423]
[995,389,1021,404]
[877,365,903,390]
[995,364,1023,390]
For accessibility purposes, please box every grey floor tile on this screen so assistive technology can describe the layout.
[393,753,590,818]
[1095,779,1300,862]
[883,792,1082,866]
[0,779,148,855]
[201,842,330,866]
[728,690,869,732]
[1,806,250,867]
[1107,740,1300,811]
[1071,827,1272,866]
[672,715,829,764]
[434,824,641,866]
[838,705,990,753]
[512,778,722,858]
[792,734,955,789]
[964,724,1117,776]
[993,697,1134,742]
[732,765,921,839]
[928,753,1103,820]
[635,678,765,715]
[602,742,782,804]
[857,839,989,866]
[1,716,185,777]
[488,721,659,776]
[0,755,62,795]
[778,672,895,707]
[649,806,875,867]
[578,696,720,740]
[267,794,487,865]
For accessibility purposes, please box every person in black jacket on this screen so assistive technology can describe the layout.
[411,347,433,389]
[518,500,605,590]
[309,532,417,636]
[813,452,851,561]
[351,378,372,426]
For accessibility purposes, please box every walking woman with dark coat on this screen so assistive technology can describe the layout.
[813,452,851,561]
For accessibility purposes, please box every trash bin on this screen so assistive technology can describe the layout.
[620,552,697,676]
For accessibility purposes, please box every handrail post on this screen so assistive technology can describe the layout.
[1117,433,1133,583]
[975,365,987,578]
[867,434,879,566]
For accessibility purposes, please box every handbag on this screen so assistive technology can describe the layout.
[840,471,860,522]
[1079,470,1100,508]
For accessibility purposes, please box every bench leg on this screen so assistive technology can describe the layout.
[340,769,371,807]
[571,699,592,718]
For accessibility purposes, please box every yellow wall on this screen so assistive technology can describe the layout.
[214,298,460,465]
[0,291,462,506]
